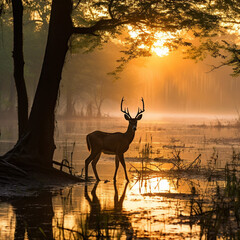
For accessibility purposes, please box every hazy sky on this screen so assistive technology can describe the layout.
[61,42,240,117]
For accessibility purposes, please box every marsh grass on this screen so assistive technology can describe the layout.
[136,134,153,159]
[181,148,240,239]
[57,214,94,240]
[129,147,205,179]
[53,140,76,175]
[190,114,240,129]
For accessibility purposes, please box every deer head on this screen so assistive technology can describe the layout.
[121,97,145,131]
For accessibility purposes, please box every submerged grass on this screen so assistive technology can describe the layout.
[129,146,220,182]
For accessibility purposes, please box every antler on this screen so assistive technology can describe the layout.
[135,97,145,118]
[121,97,132,118]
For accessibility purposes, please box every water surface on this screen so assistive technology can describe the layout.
[0,117,239,239]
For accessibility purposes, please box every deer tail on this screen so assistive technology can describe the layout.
[86,134,91,151]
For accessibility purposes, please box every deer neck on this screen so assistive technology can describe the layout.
[124,125,135,143]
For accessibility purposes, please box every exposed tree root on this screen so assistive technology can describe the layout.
[0,152,84,189]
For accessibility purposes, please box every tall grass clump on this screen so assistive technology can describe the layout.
[191,149,240,239]
[136,134,153,159]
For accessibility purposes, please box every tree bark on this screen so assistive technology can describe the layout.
[26,0,73,167]
[12,0,28,138]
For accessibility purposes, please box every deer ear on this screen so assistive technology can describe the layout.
[136,114,142,120]
[124,114,131,120]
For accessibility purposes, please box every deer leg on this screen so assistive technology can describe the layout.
[113,155,119,182]
[91,153,101,181]
[85,152,98,181]
[118,154,129,182]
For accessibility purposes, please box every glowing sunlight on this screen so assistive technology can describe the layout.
[128,26,177,57]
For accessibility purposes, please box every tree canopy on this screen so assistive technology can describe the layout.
[68,0,240,76]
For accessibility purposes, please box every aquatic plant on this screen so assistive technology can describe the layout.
[188,150,240,239]
[137,133,153,159]
[53,140,75,175]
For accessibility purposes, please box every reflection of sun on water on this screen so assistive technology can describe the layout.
[53,209,76,239]
[130,177,171,194]
[159,179,170,192]
[124,177,198,237]
[125,177,176,215]
[64,214,75,229]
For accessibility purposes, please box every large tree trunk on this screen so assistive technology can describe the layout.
[4,0,73,169]
[26,0,73,167]
[12,0,28,138]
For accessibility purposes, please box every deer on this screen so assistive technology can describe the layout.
[85,97,145,182]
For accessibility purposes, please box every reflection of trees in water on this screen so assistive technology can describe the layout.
[84,181,133,239]
[8,191,54,240]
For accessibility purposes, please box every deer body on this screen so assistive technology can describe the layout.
[85,98,144,182]
[87,128,135,155]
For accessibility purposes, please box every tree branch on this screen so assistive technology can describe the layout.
[108,0,114,19]
[72,18,130,35]
[73,0,83,10]
[206,63,227,73]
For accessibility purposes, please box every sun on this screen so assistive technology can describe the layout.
[152,46,169,57]
[151,32,176,57]
[128,26,176,57]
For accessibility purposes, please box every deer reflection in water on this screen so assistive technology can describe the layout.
[85,181,133,239]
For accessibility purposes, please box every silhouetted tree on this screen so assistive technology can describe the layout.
[12,0,28,138]
[86,101,93,118]
[92,80,105,118]
[65,83,76,118]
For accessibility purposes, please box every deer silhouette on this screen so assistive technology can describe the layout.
[85,97,145,181]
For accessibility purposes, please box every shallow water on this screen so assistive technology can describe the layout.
[0,117,239,239]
